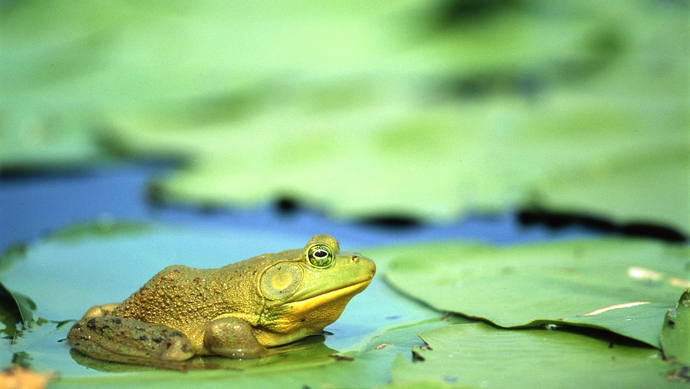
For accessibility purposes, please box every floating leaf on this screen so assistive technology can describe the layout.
[0,221,448,386]
[0,282,36,337]
[390,323,677,388]
[661,289,690,366]
[377,239,690,347]
[530,145,690,234]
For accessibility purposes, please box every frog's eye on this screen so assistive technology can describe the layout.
[308,245,334,268]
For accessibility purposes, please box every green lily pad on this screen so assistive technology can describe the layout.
[390,323,678,388]
[0,221,449,387]
[377,239,690,347]
[530,145,689,233]
[661,289,690,366]
[0,245,37,337]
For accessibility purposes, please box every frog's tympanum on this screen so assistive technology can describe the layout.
[67,235,375,363]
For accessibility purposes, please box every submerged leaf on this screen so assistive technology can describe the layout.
[391,323,677,388]
[47,220,152,242]
[377,239,690,347]
[660,289,690,366]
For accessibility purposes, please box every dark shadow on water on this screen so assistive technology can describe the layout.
[357,215,423,230]
[1,166,107,181]
[518,208,687,243]
[549,324,656,350]
[274,196,302,216]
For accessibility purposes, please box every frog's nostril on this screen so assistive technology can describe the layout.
[350,256,359,263]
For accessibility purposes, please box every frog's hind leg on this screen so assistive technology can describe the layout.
[68,316,195,363]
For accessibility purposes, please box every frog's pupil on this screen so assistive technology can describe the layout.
[315,250,327,258]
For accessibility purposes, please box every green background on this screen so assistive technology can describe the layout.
[0,0,688,387]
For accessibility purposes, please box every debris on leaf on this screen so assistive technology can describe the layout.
[328,354,355,362]
[664,366,690,383]
[411,351,425,362]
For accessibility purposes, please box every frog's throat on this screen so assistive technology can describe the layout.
[289,280,370,311]
[256,280,370,346]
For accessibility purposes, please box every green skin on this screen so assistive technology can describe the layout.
[67,234,375,364]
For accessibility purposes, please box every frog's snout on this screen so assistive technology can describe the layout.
[350,253,376,279]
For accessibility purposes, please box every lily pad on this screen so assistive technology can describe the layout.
[377,239,690,347]
[390,323,678,388]
[0,221,448,387]
[530,145,689,234]
[661,289,690,366]
[0,283,36,337]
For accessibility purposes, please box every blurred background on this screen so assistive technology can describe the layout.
[1,0,688,249]
[0,2,688,386]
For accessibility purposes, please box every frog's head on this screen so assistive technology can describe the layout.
[256,234,376,346]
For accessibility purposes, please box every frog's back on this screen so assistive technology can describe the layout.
[111,260,266,337]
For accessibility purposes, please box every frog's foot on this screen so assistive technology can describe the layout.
[82,303,120,318]
[203,317,271,359]
[67,316,195,363]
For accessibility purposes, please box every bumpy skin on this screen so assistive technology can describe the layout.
[67,235,375,363]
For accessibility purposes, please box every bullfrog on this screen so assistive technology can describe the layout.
[67,234,375,364]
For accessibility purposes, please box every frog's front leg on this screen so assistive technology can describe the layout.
[67,316,195,363]
[203,317,269,359]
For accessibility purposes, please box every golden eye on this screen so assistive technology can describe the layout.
[308,245,333,267]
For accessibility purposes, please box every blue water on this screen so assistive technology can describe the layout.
[0,162,591,254]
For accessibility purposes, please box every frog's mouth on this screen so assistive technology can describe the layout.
[290,280,371,311]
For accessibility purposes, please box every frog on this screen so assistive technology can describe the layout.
[67,234,375,364]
